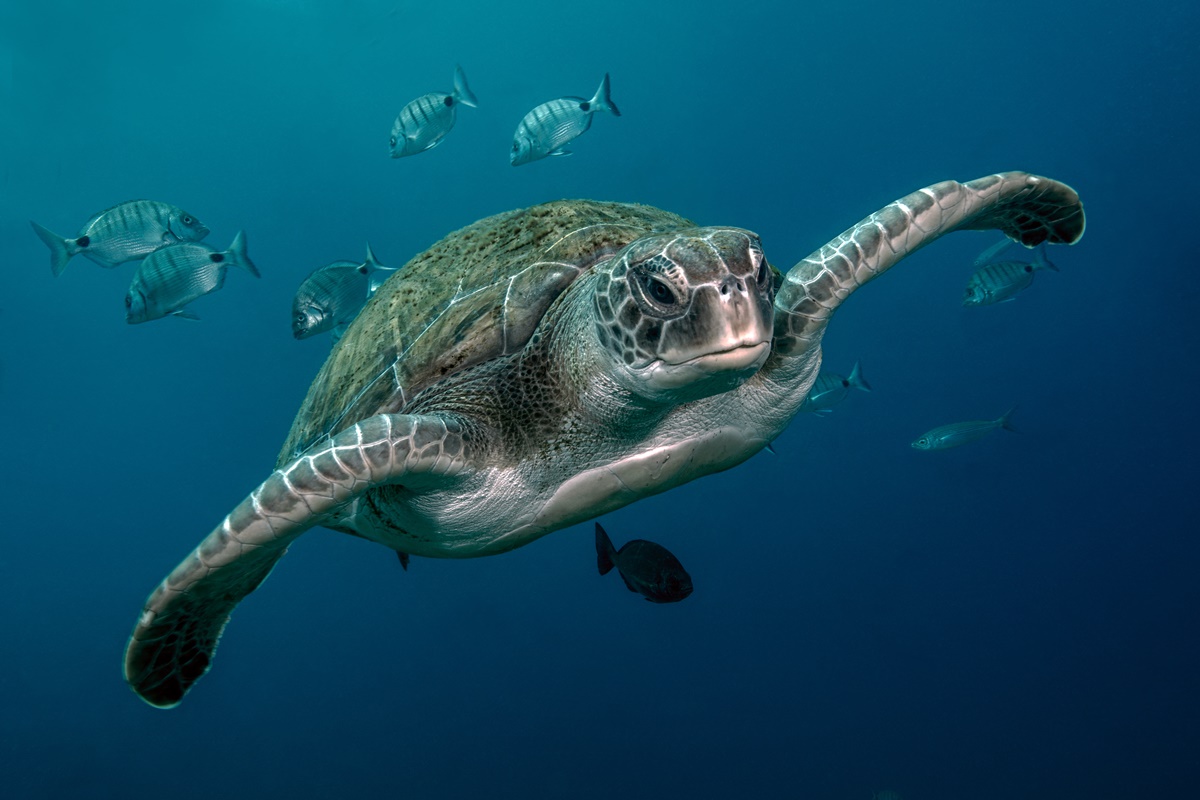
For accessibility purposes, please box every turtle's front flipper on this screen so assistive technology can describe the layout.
[775,172,1085,352]
[123,413,481,708]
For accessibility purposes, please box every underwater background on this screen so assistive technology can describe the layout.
[2,0,1197,797]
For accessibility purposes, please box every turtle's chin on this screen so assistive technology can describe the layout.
[633,341,770,402]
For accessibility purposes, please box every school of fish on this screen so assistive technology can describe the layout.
[29,67,1070,615]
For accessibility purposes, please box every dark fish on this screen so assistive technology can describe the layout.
[511,73,620,166]
[595,522,692,603]
[800,360,872,415]
[31,199,209,277]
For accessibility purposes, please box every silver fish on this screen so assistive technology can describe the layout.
[31,200,209,278]
[911,408,1017,451]
[595,523,692,604]
[510,73,620,166]
[389,65,478,158]
[292,244,391,340]
[963,244,1058,306]
[801,360,872,415]
[125,231,259,324]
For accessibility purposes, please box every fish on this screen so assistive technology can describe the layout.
[292,243,392,340]
[595,522,692,603]
[125,231,259,324]
[800,360,872,415]
[389,64,479,158]
[963,243,1058,306]
[31,200,209,278]
[510,73,620,166]
[911,407,1017,451]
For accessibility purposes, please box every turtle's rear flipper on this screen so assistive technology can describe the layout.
[123,413,479,708]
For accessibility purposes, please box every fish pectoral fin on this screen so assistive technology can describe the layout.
[172,309,201,320]
[549,148,572,157]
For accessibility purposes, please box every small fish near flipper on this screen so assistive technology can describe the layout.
[31,200,209,278]
[125,231,259,324]
[800,360,872,415]
[293,243,391,340]
[911,407,1018,451]
[389,64,479,159]
[595,522,692,603]
[963,243,1058,307]
[510,73,620,166]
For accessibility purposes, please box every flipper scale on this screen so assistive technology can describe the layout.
[123,413,478,707]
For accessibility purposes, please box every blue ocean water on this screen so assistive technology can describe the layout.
[2,0,1197,797]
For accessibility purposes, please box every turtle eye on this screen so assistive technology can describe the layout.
[638,273,677,306]
[755,256,770,287]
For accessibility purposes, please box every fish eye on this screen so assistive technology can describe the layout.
[124,295,131,309]
[182,215,193,225]
[389,136,397,147]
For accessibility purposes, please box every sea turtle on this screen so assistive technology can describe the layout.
[124,171,1085,707]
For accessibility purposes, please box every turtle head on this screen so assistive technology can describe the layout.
[594,227,775,402]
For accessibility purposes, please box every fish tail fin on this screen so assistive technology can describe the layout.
[595,522,617,576]
[453,64,479,108]
[998,406,1019,433]
[363,241,383,272]
[226,231,260,278]
[847,360,872,393]
[1033,243,1059,272]
[30,220,76,277]
[590,73,620,117]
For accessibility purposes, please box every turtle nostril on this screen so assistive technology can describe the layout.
[719,276,745,297]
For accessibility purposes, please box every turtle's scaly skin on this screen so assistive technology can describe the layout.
[280,201,691,465]
[125,172,1085,709]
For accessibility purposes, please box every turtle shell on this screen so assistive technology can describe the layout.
[278,200,693,466]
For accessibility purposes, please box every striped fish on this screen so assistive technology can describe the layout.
[388,65,478,159]
[31,200,209,278]
[801,360,872,415]
[911,407,1017,451]
[292,243,392,340]
[963,243,1058,306]
[510,73,620,166]
[125,231,259,324]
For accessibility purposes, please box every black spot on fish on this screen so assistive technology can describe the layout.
[210,253,225,263]
[76,235,90,247]
[580,101,590,111]
[1024,264,1033,272]
[444,96,454,107]
[841,378,850,387]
